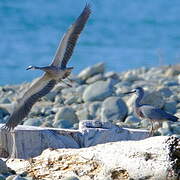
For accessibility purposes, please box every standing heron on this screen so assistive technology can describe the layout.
[124,87,178,136]
[1,4,91,131]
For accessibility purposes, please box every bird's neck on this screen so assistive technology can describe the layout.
[135,92,144,107]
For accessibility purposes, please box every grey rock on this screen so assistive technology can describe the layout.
[23,118,43,127]
[43,91,57,102]
[78,63,105,80]
[158,128,172,136]
[86,73,104,84]
[172,124,180,134]
[0,98,11,104]
[54,107,78,124]
[6,175,26,180]
[163,101,177,114]
[123,71,141,82]
[41,107,54,116]
[63,176,79,180]
[141,119,150,128]
[0,174,5,180]
[54,96,64,104]
[76,85,88,95]
[142,91,165,108]
[83,80,113,102]
[164,81,178,86]
[104,71,119,79]
[76,109,91,121]
[53,119,73,129]
[0,159,9,173]
[157,87,173,97]
[125,115,141,124]
[0,108,10,119]
[88,101,102,118]
[64,96,79,105]
[101,96,128,122]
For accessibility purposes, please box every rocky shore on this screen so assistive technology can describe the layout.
[0,63,180,135]
[0,63,180,179]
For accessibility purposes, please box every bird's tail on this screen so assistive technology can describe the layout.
[168,114,178,122]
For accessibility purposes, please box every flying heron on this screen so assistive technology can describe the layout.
[1,4,91,131]
[124,87,178,136]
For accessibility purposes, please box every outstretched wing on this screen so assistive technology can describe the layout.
[51,4,91,68]
[2,74,56,131]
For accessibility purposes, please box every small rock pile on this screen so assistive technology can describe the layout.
[0,63,180,136]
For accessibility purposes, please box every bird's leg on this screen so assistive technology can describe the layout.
[149,120,154,137]
[66,77,75,83]
[60,79,72,87]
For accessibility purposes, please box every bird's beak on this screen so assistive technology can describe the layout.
[124,90,136,95]
[26,66,33,70]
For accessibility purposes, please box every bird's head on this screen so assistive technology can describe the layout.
[124,87,144,96]
[26,65,36,70]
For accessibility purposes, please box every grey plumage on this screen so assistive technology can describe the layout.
[2,4,91,131]
[124,87,178,135]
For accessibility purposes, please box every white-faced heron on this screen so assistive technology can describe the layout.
[2,4,91,131]
[124,87,178,136]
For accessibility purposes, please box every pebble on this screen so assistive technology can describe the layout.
[0,159,9,174]
[54,106,78,124]
[23,118,43,127]
[83,80,113,102]
[78,62,105,80]
[125,115,141,124]
[101,96,128,122]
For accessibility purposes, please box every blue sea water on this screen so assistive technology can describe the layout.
[0,0,180,85]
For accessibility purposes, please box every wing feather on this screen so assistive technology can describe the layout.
[2,76,56,130]
[51,4,91,68]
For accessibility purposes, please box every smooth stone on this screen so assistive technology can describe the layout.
[0,108,10,119]
[53,119,73,129]
[123,71,141,82]
[6,175,26,180]
[0,98,11,104]
[0,159,9,174]
[101,96,128,122]
[75,85,88,95]
[172,125,180,134]
[0,174,5,180]
[142,91,165,108]
[54,96,64,104]
[83,80,113,102]
[43,91,57,102]
[104,71,119,79]
[54,107,78,124]
[78,62,105,80]
[125,115,141,124]
[158,128,172,136]
[164,81,178,86]
[88,101,102,118]
[86,74,104,84]
[23,118,43,127]
[41,107,54,116]
[157,87,173,97]
[76,109,91,121]
[141,119,150,128]
[64,96,79,105]
[165,67,180,77]
[63,176,79,180]
[163,101,177,114]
